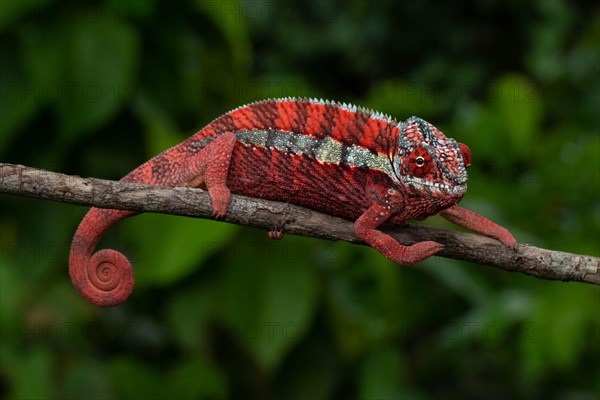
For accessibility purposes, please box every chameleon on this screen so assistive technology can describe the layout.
[69,97,517,307]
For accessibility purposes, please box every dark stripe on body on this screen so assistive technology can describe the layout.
[292,101,310,135]
[250,101,279,130]
[317,103,338,139]
[214,114,238,133]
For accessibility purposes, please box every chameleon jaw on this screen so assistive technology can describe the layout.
[402,176,467,195]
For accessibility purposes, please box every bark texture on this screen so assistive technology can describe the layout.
[1,163,598,285]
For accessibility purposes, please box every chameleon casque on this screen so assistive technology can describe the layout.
[70,97,517,306]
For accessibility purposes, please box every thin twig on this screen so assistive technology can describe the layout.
[1,163,598,285]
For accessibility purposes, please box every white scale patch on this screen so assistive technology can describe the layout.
[192,129,397,179]
[313,136,343,165]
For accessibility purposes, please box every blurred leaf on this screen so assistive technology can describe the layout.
[461,104,507,168]
[435,288,535,351]
[104,0,157,20]
[275,335,339,400]
[0,260,19,322]
[525,0,576,81]
[109,358,164,399]
[366,80,437,119]
[43,280,94,322]
[133,92,181,156]
[325,245,415,358]
[20,21,62,85]
[422,258,490,306]
[124,215,237,287]
[327,248,384,359]
[0,0,52,33]
[0,17,64,155]
[166,283,213,350]
[195,0,251,73]
[520,284,600,379]
[54,15,138,141]
[215,236,319,372]
[7,347,53,400]
[0,59,41,156]
[325,249,381,358]
[241,74,323,104]
[168,356,228,400]
[532,131,600,253]
[489,74,542,156]
[62,358,113,400]
[359,345,422,400]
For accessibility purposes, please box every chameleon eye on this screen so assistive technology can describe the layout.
[409,147,432,178]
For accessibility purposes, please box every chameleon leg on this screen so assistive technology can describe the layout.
[184,132,237,218]
[355,202,444,265]
[439,205,517,247]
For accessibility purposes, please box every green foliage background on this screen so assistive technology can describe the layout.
[1,0,599,399]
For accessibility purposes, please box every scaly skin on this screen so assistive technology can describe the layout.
[69,98,517,306]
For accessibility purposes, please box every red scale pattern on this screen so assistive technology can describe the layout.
[69,98,517,307]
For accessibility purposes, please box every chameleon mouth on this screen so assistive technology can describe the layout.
[403,176,467,195]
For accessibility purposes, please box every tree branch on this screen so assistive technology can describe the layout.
[1,163,598,286]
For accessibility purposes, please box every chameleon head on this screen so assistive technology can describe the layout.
[393,116,471,198]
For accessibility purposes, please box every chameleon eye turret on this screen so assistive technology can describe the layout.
[408,147,432,178]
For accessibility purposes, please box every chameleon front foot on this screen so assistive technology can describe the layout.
[372,239,445,265]
[396,241,445,264]
[359,231,444,265]
[208,186,231,218]
[355,208,444,265]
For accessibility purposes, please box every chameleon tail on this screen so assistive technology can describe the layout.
[68,132,237,306]
[69,208,138,307]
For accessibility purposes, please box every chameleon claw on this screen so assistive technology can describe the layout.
[209,187,231,219]
[267,230,285,240]
[498,230,518,249]
[483,223,518,249]
[395,241,444,264]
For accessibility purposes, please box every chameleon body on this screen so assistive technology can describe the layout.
[70,98,517,306]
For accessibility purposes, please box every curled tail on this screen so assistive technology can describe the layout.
[69,130,237,306]
[69,208,138,307]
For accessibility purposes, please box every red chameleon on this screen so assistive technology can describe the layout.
[70,98,517,307]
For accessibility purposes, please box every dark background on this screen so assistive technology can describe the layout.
[1,0,599,399]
